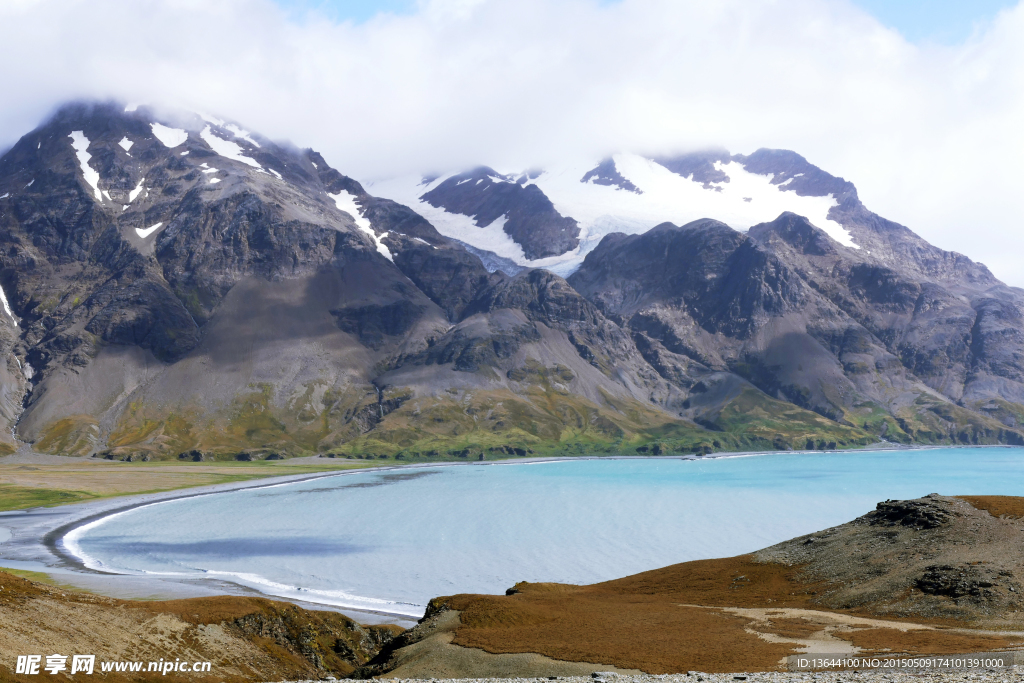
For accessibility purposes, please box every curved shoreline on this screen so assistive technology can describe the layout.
[26,443,1020,574]
[42,469,366,573]
[7,444,1022,619]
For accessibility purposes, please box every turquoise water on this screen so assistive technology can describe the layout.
[67,448,1024,616]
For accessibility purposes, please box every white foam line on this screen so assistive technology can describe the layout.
[486,459,565,467]
[199,570,424,616]
[63,500,180,573]
[59,473,365,575]
[57,469,428,614]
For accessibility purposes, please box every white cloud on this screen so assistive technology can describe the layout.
[1,0,1024,284]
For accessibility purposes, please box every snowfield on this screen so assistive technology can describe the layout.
[150,124,188,148]
[0,282,17,324]
[368,174,531,265]
[329,189,393,261]
[136,223,164,239]
[368,153,857,276]
[531,154,855,251]
[68,131,103,202]
[128,179,145,203]
[199,126,262,169]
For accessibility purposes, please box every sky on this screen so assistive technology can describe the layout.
[277,0,1019,43]
[1,0,1024,286]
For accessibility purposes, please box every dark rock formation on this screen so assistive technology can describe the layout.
[864,497,952,529]
[421,167,579,259]
[580,158,641,194]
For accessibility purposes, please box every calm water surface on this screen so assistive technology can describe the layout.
[67,447,1024,616]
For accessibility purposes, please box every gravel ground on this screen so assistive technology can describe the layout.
[274,671,1024,683]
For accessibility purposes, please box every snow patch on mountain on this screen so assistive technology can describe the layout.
[151,124,188,148]
[136,223,164,239]
[368,174,530,264]
[200,127,262,169]
[198,112,226,127]
[118,137,134,152]
[0,282,17,325]
[530,154,856,251]
[225,124,260,148]
[328,189,393,261]
[129,179,145,203]
[371,153,857,276]
[68,131,102,201]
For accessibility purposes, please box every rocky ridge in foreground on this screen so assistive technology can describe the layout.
[0,569,401,682]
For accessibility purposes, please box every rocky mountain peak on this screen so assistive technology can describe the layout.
[1,100,1024,462]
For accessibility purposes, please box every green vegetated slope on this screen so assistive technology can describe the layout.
[57,379,902,463]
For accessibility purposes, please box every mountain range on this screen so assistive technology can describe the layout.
[1,101,1022,461]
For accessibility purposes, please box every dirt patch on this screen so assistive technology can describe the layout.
[959,496,1024,519]
[843,627,1024,654]
[762,617,832,639]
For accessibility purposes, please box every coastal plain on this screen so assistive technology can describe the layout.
[0,455,378,512]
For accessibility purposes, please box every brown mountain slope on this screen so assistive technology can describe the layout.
[0,571,401,683]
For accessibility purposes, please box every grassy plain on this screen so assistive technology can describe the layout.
[0,458,380,512]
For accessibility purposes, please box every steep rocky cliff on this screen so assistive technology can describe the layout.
[0,101,1020,459]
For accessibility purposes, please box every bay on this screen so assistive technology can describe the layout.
[67,447,1024,616]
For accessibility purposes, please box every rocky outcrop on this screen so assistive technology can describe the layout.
[863,497,953,529]
[569,214,1024,444]
[421,167,580,259]
[756,494,1024,621]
